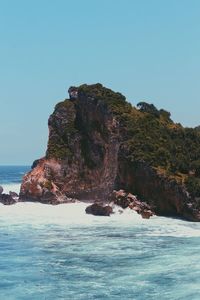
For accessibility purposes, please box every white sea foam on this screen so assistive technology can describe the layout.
[0,182,200,238]
[0,201,200,237]
[1,183,21,194]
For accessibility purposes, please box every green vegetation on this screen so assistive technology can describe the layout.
[46,83,200,197]
[46,100,76,160]
[43,180,52,190]
[185,177,200,197]
[46,138,73,160]
[79,83,132,118]
[78,85,200,196]
[120,102,200,197]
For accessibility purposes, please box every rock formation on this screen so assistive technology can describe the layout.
[109,190,154,219]
[20,83,200,221]
[0,186,18,205]
[85,203,113,216]
[20,84,120,204]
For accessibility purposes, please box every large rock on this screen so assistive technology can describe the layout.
[20,84,120,203]
[85,203,113,216]
[19,83,200,221]
[117,161,200,221]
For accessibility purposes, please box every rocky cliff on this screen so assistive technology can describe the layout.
[20,84,121,203]
[20,84,200,221]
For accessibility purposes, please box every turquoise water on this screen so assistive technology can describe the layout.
[0,167,200,300]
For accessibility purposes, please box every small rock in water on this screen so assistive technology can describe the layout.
[85,203,113,216]
[141,210,154,219]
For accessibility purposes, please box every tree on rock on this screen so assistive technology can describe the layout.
[137,102,159,117]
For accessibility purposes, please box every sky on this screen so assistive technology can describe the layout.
[0,0,200,165]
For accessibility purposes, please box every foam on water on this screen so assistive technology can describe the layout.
[0,205,199,300]
[0,200,200,238]
[2,183,21,194]
[1,172,200,299]
[1,182,200,237]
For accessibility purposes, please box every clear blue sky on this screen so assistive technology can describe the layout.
[0,0,200,165]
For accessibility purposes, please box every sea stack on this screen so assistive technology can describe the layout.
[20,83,200,221]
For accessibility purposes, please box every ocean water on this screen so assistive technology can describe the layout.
[0,165,30,194]
[0,167,200,299]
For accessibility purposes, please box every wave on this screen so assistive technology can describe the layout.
[0,201,200,238]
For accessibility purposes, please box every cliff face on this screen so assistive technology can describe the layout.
[117,160,200,221]
[20,83,200,221]
[20,85,120,203]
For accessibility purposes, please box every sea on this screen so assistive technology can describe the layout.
[0,166,200,300]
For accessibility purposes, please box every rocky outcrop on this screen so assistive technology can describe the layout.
[0,186,18,205]
[20,83,200,221]
[20,84,120,204]
[85,203,113,216]
[20,158,78,204]
[117,161,200,221]
[110,190,154,219]
[0,194,17,205]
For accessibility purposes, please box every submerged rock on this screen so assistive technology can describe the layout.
[85,203,113,216]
